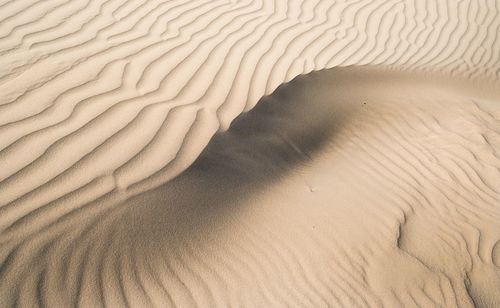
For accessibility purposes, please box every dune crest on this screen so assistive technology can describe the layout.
[1,0,500,209]
[1,0,500,307]
[1,67,500,306]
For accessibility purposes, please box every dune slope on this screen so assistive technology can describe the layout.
[1,67,500,307]
[1,0,500,307]
[1,0,500,206]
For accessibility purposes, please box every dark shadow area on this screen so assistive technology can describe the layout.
[120,67,366,252]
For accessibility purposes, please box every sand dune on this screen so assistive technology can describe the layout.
[1,0,500,307]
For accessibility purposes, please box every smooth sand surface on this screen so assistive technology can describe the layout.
[1,0,500,307]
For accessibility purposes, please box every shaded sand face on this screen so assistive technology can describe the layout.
[2,67,500,307]
[1,0,500,307]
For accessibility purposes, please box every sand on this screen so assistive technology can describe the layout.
[1,0,500,307]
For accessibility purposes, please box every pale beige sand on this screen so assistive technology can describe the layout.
[1,0,500,307]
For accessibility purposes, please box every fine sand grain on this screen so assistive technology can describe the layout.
[1,0,500,307]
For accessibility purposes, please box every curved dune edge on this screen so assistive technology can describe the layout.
[1,0,500,215]
[0,0,500,307]
[1,67,499,307]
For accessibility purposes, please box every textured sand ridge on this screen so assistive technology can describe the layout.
[1,0,500,307]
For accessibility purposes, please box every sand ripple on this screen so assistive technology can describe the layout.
[1,0,500,307]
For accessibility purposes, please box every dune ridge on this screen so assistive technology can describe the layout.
[1,67,500,307]
[0,0,500,307]
[1,0,500,208]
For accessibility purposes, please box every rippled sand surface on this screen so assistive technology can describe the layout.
[1,0,500,307]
